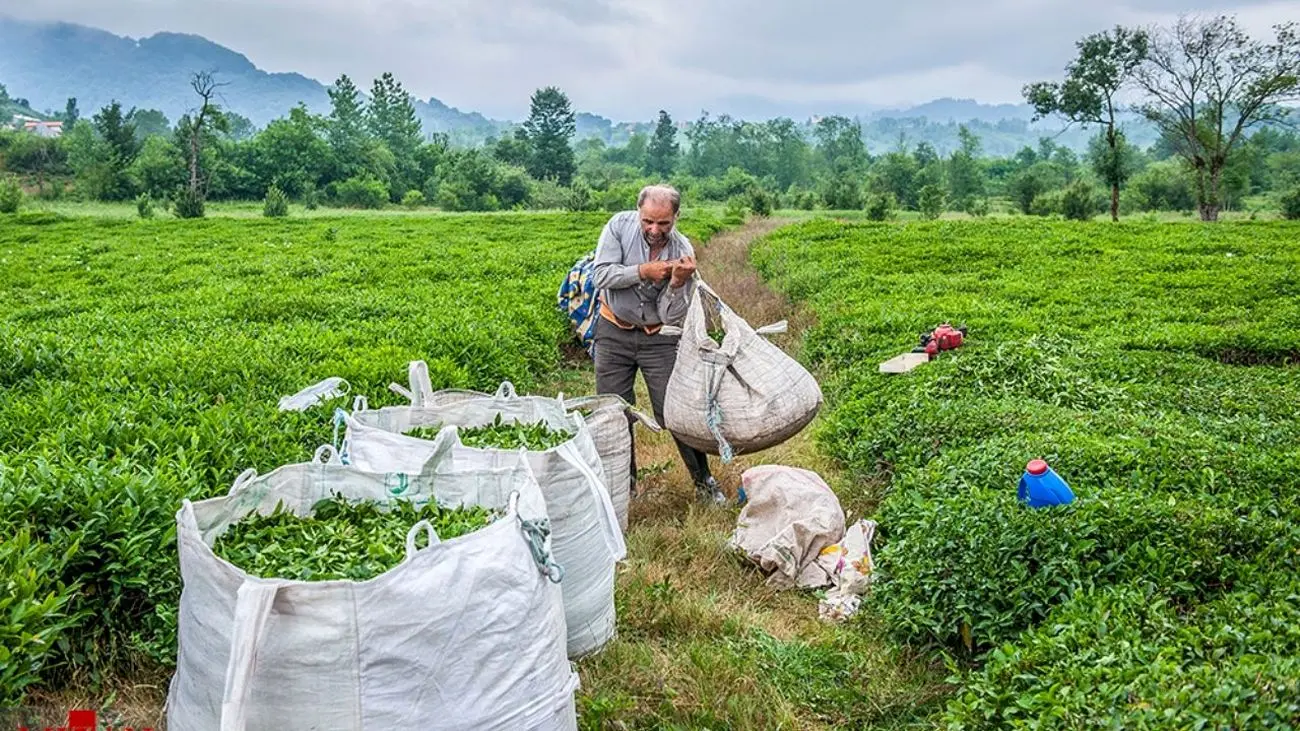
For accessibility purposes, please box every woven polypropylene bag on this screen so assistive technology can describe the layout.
[339,384,626,659]
[389,362,657,533]
[165,435,578,731]
[561,394,660,532]
[663,279,822,460]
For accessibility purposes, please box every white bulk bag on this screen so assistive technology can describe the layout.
[339,383,626,659]
[388,361,659,532]
[560,394,660,532]
[663,279,823,460]
[166,435,578,731]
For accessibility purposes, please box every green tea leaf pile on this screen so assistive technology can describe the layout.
[212,494,497,581]
[457,414,571,451]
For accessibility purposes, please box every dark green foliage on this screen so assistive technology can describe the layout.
[522,86,577,186]
[1060,178,1100,220]
[171,185,205,218]
[865,192,894,221]
[746,186,774,217]
[334,174,388,209]
[135,192,153,219]
[213,495,497,582]
[753,218,1300,723]
[262,184,289,217]
[918,184,944,219]
[0,173,21,213]
[645,110,679,178]
[1281,186,1300,220]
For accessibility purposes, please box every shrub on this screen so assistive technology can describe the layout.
[747,186,774,217]
[1280,186,1300,220]
[0,173,22,214]
[1061,180,1100,221]
[401,189,425,209]
[263,184,289,218]
[334,175,389,209]
[135,192,154,219]
[172,186,205,219]
[723,196,748,225]
[1029,190,1062,217]
[965,197,990,217]
[865,192,894,221]
[918,184,944,220]
[301,182,320,210]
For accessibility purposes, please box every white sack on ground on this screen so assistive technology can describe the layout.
[727,464,846,590]
[339,383,626,659]
[663,279,822,461]
[166,434,578,731]
[817,518,878,622]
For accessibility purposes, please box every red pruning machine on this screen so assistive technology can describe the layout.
[913,323,967,357]
[879,322,969,374]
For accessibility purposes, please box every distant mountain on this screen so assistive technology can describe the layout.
[876,97,1038,123]
[0,16,510,143]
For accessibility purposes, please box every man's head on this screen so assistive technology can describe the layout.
[637,184,680,247]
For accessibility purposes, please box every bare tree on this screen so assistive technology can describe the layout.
[1133,15,1300,221]
[177,70,229,215]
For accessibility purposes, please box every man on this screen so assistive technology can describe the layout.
[592,184,726,505]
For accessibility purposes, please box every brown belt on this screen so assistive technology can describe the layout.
[599,301,662,336]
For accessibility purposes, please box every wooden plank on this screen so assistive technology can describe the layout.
[878,352,930,374]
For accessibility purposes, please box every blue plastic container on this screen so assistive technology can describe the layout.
[1018,459,1075,508]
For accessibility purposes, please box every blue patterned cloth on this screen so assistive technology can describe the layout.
[557,250,600,359]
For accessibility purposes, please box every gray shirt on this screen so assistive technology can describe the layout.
[592,210,696,328]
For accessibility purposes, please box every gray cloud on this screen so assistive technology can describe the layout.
[2,0,1296,120]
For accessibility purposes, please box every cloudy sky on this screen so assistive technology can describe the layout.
[3,0,1297,120]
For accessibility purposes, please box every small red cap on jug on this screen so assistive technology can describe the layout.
[1027,459,1048,475]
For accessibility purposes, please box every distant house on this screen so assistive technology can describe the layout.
[23,120,63,138]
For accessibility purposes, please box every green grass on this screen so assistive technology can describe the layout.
[752,218,1300,727]
[0,207,726,698]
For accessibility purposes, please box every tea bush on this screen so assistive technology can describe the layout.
[0,209,724,700]
[753,218,1300,721]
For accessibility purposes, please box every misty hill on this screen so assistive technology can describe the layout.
[0,16,510,143]
[1,15,1159,154]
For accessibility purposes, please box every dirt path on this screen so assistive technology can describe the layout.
[566,216,950,729]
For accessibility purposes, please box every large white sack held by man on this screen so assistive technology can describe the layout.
[165,434,579,731]
[339,383,627,659]
[664,278,823,461]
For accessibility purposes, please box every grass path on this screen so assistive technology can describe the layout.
[555,216,951,730]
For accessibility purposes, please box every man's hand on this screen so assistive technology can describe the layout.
[639,260,674,282]
[670,255,696,287]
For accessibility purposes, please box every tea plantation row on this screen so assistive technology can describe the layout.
[752,219,1300,727]
[0,210,724,701]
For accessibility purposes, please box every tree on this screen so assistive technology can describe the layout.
[127,108,171,140]
[1132,14,1300,221]
[367,72,424,197]
[327,74,368,175]
[63,97,79,126]
[1025,25,1149,220]
[177,71,230,217]
[946,125,985,210]
[918,184,945,219]
[814,115,868,175]
[92,100,140,200]
[522,86,577,186]
[646,110,679,178]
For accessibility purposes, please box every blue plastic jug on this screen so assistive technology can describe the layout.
[1018,459,1075,508]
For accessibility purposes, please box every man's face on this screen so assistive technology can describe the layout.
[639,201,676,247]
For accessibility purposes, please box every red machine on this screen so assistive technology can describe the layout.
[914,323,967,357]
